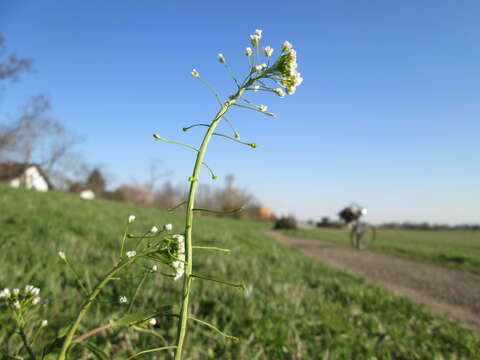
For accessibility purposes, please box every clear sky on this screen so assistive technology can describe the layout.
[1,1,479,224]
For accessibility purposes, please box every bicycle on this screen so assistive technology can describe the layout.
[350,220,376,250]
[339,203,376,250]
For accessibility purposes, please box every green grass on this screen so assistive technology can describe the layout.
[1,185,480,359]
[284,226,480,273]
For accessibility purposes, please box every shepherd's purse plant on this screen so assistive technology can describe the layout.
[0,29,302,360]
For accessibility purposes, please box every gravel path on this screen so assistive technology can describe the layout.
[264,229,480,333]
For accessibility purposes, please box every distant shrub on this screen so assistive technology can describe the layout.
[274,216,298,230]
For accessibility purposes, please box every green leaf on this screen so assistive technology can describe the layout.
[83,342,110,360]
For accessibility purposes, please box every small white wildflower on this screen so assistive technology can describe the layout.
[149,318,157,326]
[255,29,263,39]
[274,88,285,97]
[14,300,21,309]
[254,65,262,72]
[126,251,136,258]
[253,85,260,92]
[245,47,253,56]
[258,105,267,112]
[0,288,11,299]
[191,69,200,78]
[250,34,260,47]
[282,41,292,51]
[218,53,225,63]
[164,223,173,232]
[119,296,128,304]
[150,226,159,234]
[13,288,19,295]
[31,287,40,296]
[128,215,136,224]
[32,296,40,305]
[245,284,254,297]
[173,234,185,253]
[152,264,158,272]
[41,319,48,327]
[57,251,66,260]
[264,46,273,57]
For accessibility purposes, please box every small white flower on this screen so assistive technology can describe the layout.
[126,251,136,258]
[31,287,40,296]
[282,41,292,51]
[152,264,158,272]
[149,318,157,326]
[14,300,21,309]
[0,288,11,299]
[250,34,260,47]
[119,296,128,304]
[173,234,185,253]
[245,47,253,56]
[255,29,263,39]
[41,319,48,327]
[13,288,19,295]
[258,105,267,112]
[150,226,159,234]
[32,297,41,305]
[128,215,136,224]
[264,46,273,57]
[274,88,285,97]
[191,69,200,78]
[218,53,225,63]
[253,85,260,92]
[164,223,173,232]
[58,251,66,260]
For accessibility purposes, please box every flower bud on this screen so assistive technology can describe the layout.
[164,223,173,232]
[250,34,260,47]
[191,69,200,78]
[150,226,159,234]
[282,41,292,51]
[245,47,253,56]
[264,46,273,57]
[218,53,225,63]
[253,85,260,92]
[128,215,136,224]
[119,296,128,304]
[274,88,285,97]
[126,251,136,258]
[58,251,66,260]
[258,105,267,112]
[152,264,158,272]
[41,320,48,327]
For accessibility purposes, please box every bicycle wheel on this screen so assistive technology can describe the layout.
[350,223,376,250]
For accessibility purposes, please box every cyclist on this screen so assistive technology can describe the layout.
[338,203,367,226]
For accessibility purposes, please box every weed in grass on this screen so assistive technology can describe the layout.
[0,30,303,360]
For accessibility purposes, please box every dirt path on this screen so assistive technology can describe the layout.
[263,229,480,333]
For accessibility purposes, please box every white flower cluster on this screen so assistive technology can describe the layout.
[276,41,303,95]
[0,285,42,309]
[119,296,128,304]
[171,234,185,280]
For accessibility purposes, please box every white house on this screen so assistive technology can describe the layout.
[0,162,53,192]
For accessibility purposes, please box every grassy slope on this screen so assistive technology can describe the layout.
[1,185,479,359]
[283,227,480,273]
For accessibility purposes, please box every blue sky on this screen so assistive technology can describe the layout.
[1,1,479,224]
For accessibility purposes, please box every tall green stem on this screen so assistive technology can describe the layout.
[173,79,253,360]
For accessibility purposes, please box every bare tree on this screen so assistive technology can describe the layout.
[0,95,85,188]
[0,34,32,82]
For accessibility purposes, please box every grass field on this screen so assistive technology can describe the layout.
[283,226,480,273]
[1,185,480,359]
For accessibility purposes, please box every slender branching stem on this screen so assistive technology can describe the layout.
[18,325,35,360]
[173,77,256,360]
[57,248,159,360]
[125,346,177,360]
